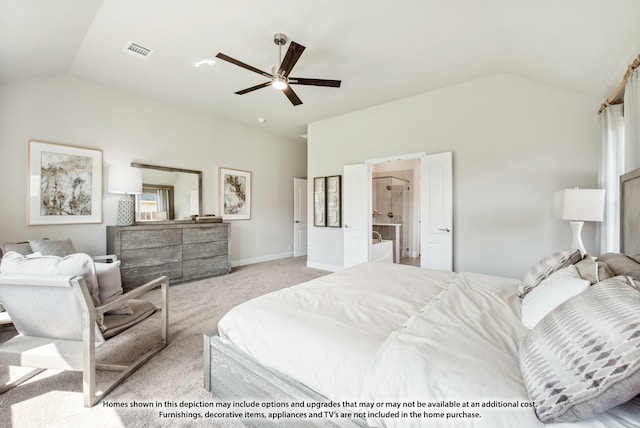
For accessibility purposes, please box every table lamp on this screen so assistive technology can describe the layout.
[108,166,142,226]
[552,188,605,255]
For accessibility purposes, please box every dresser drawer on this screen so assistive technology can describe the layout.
[121,261,183,290]
[183,255,230,280]
[183,226,228,244]
[121,245,182,268]
[182,241,228,260]
[120,228,182,250]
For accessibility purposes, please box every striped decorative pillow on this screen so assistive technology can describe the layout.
[517,249,582,297]
[519,275,640,422]
[29,238,77,257]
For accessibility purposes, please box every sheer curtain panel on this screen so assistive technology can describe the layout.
[598,104,625,254]
[624,67,640,172]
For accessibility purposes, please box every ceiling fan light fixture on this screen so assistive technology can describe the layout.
[271,76,288,90]
[216,33,341,106]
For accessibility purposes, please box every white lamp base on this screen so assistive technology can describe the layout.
[117,195,135,226]
[569,221,586,255]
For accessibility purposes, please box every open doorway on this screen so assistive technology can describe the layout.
[371,159,420,266]
[343,152,452,271]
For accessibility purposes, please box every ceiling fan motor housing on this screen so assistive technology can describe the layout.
[273,33,288,46]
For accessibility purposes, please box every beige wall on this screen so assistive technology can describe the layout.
[0,74,307,265]
[308,74,602,279]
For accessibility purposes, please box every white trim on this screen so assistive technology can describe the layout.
[306,261,343,272]
[231,252,293,267]
[365,152,426,164]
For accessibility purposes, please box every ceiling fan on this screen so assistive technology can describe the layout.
[215,33,341,106]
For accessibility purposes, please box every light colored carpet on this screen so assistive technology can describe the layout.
[0,256,328,428]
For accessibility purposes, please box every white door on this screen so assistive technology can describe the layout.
[420,152,453,271]
[293,178,308,257]
[343,163,370,268]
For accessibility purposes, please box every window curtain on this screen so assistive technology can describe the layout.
[598,66,640,254]
[598,104,625,254]
[624,67,640,172]
[156,189,169,212]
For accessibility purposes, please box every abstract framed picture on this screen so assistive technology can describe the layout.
[313,176,326,227]
[28,140,102,225]
[220,167,251,220]
[326,175,342,228]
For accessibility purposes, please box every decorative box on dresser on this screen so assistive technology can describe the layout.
[107,222,230,291]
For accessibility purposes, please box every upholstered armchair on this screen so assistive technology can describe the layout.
[0,245,169,407]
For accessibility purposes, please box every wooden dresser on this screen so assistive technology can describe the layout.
[107,222,230,290]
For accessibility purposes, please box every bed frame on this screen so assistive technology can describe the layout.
[620,167,640,254]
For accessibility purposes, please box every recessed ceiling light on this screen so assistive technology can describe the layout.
[194,59,216,67]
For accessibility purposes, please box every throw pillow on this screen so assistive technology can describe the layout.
[520,265,590,329]
[574,255,614,284]
[1,242,33,257]
[517,249,582,298]
[95,261,132,315]
[29,238,76,257]
[596,253,640,280]
[0,251,101,307]
[519,275,640,423]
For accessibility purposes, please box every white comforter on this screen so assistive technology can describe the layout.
[217,262,640,428]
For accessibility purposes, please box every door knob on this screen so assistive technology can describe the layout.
[295,220,301,223]
[439,227,451,232]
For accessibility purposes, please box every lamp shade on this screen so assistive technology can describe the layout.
[552,188,605,222]
[108,166,142,195]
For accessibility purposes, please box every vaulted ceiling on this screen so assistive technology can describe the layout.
[2,0,640,140]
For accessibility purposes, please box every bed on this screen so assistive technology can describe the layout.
[205,171,640,428]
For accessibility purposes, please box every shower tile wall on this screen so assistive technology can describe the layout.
[372,172,413,259]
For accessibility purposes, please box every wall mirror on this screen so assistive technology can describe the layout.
[131,162,202,222]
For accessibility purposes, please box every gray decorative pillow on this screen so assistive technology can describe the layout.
[1,242,33,257]
[574,255,614,284]
[29,239,76,257]
[519,275,640,423]
[517,249,582,297]
[596,253,640,280]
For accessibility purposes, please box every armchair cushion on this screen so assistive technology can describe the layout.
[1,252,101,307]
[95,261,132,315]
[101,299,155,339]
[29,238,76,257]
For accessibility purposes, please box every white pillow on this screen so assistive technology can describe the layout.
[0,251,101,307]
[95,261,132,315]
[521,265,589,329]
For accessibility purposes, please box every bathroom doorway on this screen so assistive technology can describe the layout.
[371,159,420,266]
[343,151,452,270]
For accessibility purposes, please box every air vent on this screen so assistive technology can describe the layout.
[123,41,154,59]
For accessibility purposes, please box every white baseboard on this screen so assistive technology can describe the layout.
[306,261,343,272]
[231,252,293,267]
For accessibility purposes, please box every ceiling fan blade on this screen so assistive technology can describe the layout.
[289,78,341,88]
[282,86,303,106]
[215,53,272,78]
[235,82,271,95]
[278,42,305,77]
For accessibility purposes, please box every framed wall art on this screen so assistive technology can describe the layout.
[220,167,251,220]
[326,175,342,228]
[28,140,102,225]
[313,176,326,227]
